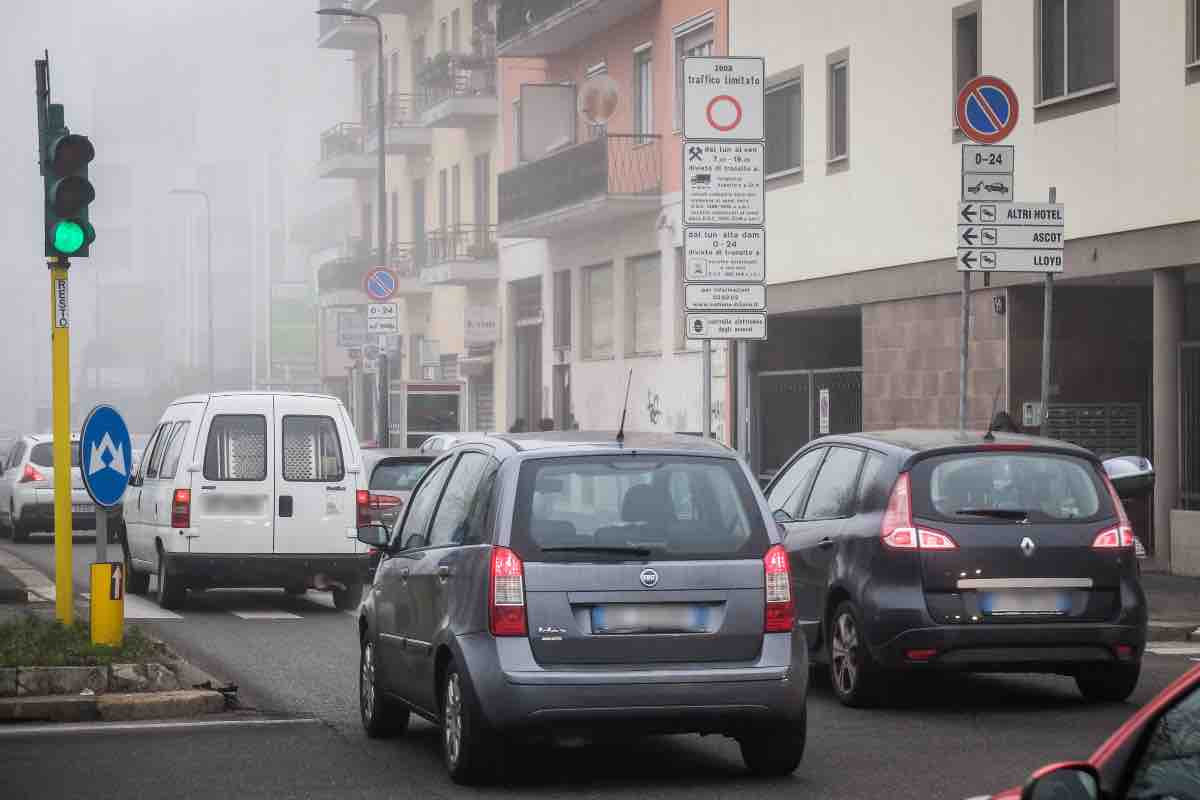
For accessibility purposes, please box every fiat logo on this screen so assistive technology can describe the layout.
[639,568,659,588]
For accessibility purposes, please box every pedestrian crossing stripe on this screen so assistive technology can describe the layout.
[1145,643,1200,656]
[230,610,304,620]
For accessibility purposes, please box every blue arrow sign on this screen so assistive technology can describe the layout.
[79,404,133,508]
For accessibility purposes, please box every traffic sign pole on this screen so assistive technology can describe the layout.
[49,257,72,624]
[1041,187,1057,430]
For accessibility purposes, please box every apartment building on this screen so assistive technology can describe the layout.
[315,0,504,445]
[736,0,1200,570]
[496,0,732,437]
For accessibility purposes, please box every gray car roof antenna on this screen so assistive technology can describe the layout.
[615,368,633,446]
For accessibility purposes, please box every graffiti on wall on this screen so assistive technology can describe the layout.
[646,390,663,425]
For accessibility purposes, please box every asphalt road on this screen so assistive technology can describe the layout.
[3,533,1197,800]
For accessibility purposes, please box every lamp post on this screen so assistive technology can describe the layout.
[317,5,389,445]
[168,188,214,389]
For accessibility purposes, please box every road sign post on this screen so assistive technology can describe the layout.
[363,268,396,447]
[80,404,133,646]
[49,258,73,623]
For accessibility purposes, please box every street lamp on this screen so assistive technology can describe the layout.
[168,188,214,389]
[316,5,389,445]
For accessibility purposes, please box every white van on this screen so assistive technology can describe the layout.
[119,392,369,610]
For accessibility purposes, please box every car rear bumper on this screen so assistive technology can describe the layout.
[460,630,808,735]
[18,503,95,531]
[166,553,370,588]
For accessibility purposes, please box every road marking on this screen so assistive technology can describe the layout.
[1146,643,1200,656]
[124,593,183,620]
[0,716,322,738]
[230,609,304,620]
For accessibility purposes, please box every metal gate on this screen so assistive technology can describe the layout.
[757,368,862,474]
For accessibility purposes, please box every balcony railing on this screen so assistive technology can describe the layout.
[318,239,422,293]
[499,133,661,226]
[366,92,419,129]
[426,225,498,264]
[320,122,366,161]
[498,0,576,44]
[415,53,497,115]
[497,0,655,56]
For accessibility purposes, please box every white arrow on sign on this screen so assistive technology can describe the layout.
[958,225,1064,249]
[958,248,1064,273]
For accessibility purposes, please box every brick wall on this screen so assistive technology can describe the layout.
[862,290,1006,431]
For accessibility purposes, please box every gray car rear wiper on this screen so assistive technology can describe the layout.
[954,508,1029,520]
[540,545,654,557]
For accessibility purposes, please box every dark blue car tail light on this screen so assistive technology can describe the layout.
[881,473,957,551]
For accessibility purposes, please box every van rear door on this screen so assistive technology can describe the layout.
[272,397,357,555]
[188,396,274,555]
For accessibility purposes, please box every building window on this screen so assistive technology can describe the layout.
[765,76,802,176]
[440,17,448,54]
[438,168,448,232]
[452,164,462,230]
[634,45,653,137]
[675,247,699,351]
[953,4,980,123]
[474,152,491,228]
[1038,0,1117,103]
[673,17,715,130]
[389,52,400,95]
[627,254,661,356]
[390,190,398,250]
[582,264,614,359]
[827,53,849,163]
[1189,0,1200,67]
[512,99,521,163]
[451,9,461,53]
[553,270,572,349]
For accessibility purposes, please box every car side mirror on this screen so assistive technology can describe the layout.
[1020,762,1099,800]
[357,524,390,549]
[1103,456,1154,501]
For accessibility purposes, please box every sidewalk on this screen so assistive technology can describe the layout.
[1141,570,1200,640]
[0,548,58,624]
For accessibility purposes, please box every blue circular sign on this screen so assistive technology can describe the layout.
[955,75,1019,144]
[364,268,397,301]
[79,404,133,508]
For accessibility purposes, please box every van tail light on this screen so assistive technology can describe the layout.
[20,464,46,483]
[489,546,527,637]
[1093,474,1134,549]
[881,473,958,551]
[356,490,371,527]
[171,489,191,528]
[764,544,795,633]
[368,493,403,510]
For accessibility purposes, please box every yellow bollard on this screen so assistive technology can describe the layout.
[90,562,124,647]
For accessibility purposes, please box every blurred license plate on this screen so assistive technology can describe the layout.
[72,503,93,513]
[981,590,1067,615]
[591,604,712,634]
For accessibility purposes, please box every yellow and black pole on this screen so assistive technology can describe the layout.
[49,256,73,624]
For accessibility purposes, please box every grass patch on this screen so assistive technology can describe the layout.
[0,614,165,667]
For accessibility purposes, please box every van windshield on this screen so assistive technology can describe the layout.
[511,455,767,561]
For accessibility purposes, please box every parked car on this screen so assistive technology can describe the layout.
[362,449,433,528]
[416,432,487,455]
[985,663,1200,800]
[762,429,1147,707]
[355,431,808,784]
[0,434,93,542]
[118,392,371,610]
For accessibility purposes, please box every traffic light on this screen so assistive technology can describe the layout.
[41,103,95,258]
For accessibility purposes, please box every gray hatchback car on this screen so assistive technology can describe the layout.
[355,432,808,784]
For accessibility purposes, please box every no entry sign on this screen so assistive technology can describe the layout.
[956,75,1019,144]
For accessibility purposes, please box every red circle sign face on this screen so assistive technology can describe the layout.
[955,75,1019,144]
[363,268,398,301]
[706,95,743,133]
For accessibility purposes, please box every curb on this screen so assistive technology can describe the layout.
[1148,621,1200,642]
[0,690,226,723]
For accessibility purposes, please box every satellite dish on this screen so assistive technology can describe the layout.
[578,74,619,126]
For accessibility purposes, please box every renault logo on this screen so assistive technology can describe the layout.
[1020,537,1036,557]
[639,568,659,588]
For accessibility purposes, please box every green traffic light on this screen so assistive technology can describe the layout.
[52,220,85,254]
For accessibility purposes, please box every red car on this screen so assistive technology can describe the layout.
[990,663,1200,799]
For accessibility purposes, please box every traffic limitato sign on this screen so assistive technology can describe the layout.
[683,57,764,140]
[955,75,1019,144]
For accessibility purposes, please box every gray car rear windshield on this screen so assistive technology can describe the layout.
[370,460,430,492]
[912,451,1109,523]
[29,442,81,468]
[511,455,768,561]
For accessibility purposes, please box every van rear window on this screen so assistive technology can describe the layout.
[204,415,267,481]
[912,452,1107,523]
[511,455,768,561]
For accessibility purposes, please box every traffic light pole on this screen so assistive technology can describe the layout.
[49,257,73,624]
[372,16,389,447]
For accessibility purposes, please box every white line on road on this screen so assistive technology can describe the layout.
[0,716,323,738]
[1146,643,1200,656]
[230,610,304,620]
[124,593,184,620]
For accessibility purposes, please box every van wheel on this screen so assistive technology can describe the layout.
[124,542,150,595]
[739,711,807,777]
[333,582,363,611]
[11,519,29,543]
[1076,662,1140,703]
[359,637,409,738]
[156,549,186,610]
[441,662,503,785]
[829,601,883,707]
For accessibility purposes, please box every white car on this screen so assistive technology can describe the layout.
[0,434,94,542]
[119,392,370,610]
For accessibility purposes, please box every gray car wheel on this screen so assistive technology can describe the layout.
[829,601,881,707]
[441,662,502,785]
[359,637,409,738]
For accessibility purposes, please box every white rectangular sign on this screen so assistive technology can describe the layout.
[683,57,764,140]
[958,248,1064,273]
[959,202,1065,227]
[54,278,69,329]
[366,302,400,334]
[818,389,830,435]
[961,145,1014,174]
[962,172,1013,202]
[685,283,766,311]
[684,227,765,282]
[685,312,767,340]
[465,304,499,346]
[683,142,764,226]
[957,225,1065,249]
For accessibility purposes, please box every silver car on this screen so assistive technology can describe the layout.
[355,431,808,784]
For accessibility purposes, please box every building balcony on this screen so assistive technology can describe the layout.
[498,133,661,238]
[318,123,375,179]
[360,0,426,15]
[317,239,431,308]
[496,0,657,57]
[316,0,375,50]
[365,93,433,155]
[415,53,498,128]
[419,225,499,284]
